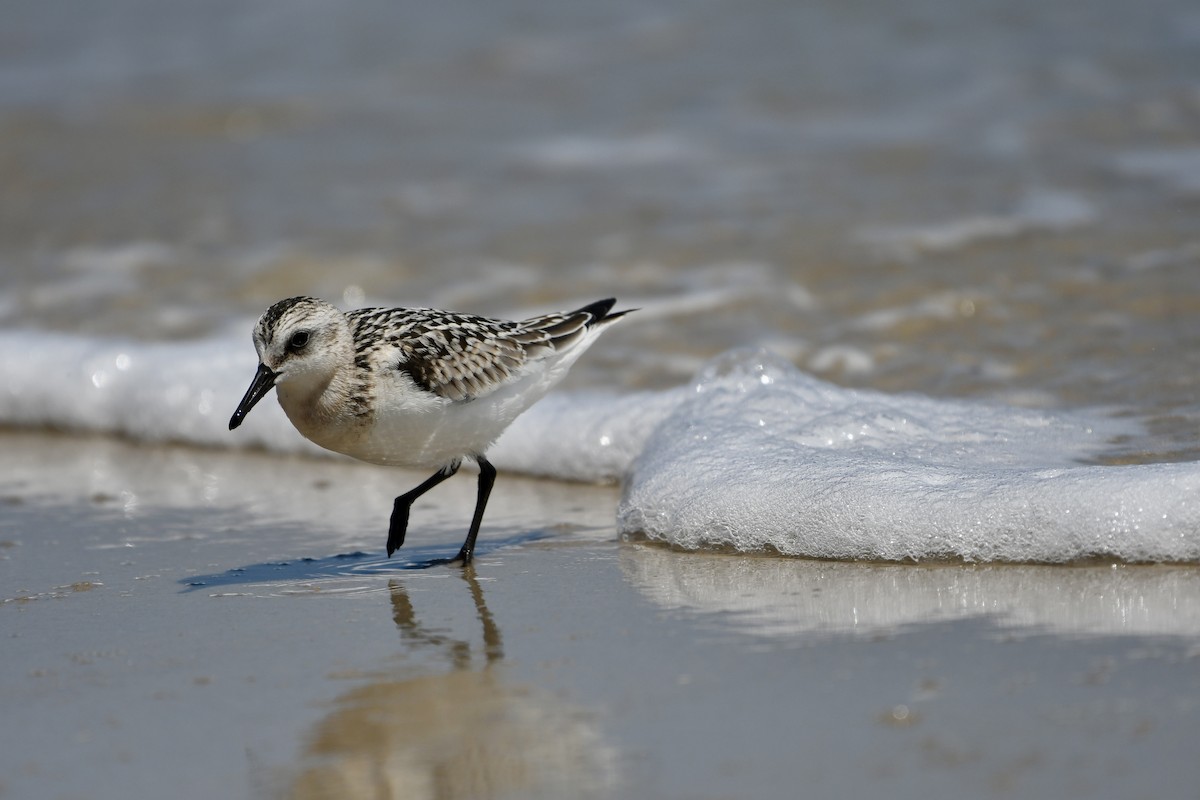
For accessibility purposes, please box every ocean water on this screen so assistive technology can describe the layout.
[3,0,1200,562]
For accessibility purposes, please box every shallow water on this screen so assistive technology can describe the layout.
[3,434,1200,800]
[3,0,1200,556]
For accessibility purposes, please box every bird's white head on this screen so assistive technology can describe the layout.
[229,296,350,430]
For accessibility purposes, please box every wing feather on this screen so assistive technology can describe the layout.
[349,299,623,402]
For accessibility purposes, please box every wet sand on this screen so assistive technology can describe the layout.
[2,431,1199,799]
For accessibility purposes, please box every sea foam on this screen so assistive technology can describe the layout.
[1,330,1198,563]
[0,329,327,457]
[617,350,1200,563]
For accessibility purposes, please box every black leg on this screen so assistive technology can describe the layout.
[453,457,496,564]
[387,464,459,557]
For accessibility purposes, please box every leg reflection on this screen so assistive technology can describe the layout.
[287,570,614,799]
[386,564,502,670]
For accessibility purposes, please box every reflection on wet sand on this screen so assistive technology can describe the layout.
[621,544,1200,641]
[288,569,615,800]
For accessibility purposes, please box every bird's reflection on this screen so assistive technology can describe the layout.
[286,568,614,800]
[388,566,503,669]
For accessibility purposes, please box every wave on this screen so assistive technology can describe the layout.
[1,329,1197,563]
[617,350,1200,563]
[853,188,1095,261]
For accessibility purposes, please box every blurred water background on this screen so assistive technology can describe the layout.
[3,0,1199,461]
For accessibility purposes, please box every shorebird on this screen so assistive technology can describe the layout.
[229,296,630,565]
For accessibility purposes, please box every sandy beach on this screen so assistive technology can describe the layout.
[3,430,1199,800]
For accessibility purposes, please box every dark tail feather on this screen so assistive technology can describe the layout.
[535,298,633,351]
[574,298,636,326]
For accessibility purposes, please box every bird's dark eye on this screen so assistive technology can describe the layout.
[288,330,310,351]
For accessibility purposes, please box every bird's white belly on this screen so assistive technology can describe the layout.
[355,401,498,467]
[341,369,561,468]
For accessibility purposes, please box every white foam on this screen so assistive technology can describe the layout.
[0,328,326,457]
[489,390,680,482]
[617,350,1200,563]
[847,290,978,332]
[1114,148,1200,195]
[0,327,666,479]
[513,133,705,170]
[1,329,1198,564]
[855,188,1095,261]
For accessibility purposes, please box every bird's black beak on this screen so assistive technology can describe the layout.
[229,363,280,430]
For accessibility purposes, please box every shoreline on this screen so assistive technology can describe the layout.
[3,431,1199,799]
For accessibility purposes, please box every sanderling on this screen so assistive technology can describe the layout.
[229,296,631,565]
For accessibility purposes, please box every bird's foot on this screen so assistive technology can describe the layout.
[403,554,472,573]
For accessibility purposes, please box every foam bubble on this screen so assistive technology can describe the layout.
[513,134,705,170]
[490,391,681,483]
[1114,148,1200,195]
[617,349,1200,563]
[0,327,667,478]
[855,188,1095,261]
[2,329,1197,563]
[0,328,325,456]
